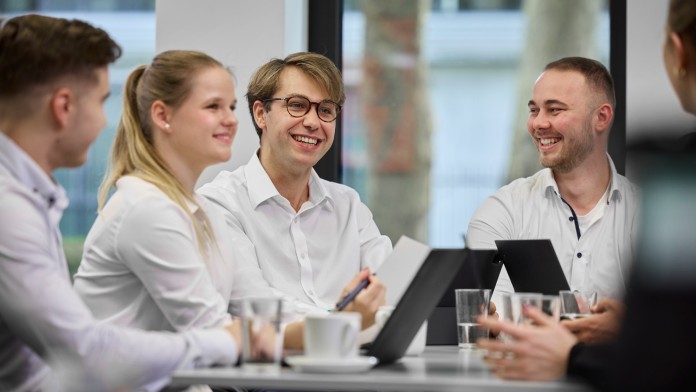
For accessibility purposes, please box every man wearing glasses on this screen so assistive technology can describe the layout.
[199,52,391,348]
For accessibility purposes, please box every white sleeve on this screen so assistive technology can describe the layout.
[356,199,393,271]
[116,197,230,330]
[466,192,515,309]
[0,191,237,391]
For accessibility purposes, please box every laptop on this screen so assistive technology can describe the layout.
[365,247,469,364]
[426,249,502,345]
[494,239,570,295]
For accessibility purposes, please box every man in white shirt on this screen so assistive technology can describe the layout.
[467,57,638,342]
[0,15,238,391]
[199,53,391,347]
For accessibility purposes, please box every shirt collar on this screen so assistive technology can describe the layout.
[243,149,333,209]
[0,131,68,212]
[542,153,623,205]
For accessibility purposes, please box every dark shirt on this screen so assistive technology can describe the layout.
[567,132,696,391]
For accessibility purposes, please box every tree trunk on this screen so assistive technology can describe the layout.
[359,0,432,244]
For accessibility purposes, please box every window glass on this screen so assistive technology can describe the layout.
[342,0,609,247]
[2,1,155,273]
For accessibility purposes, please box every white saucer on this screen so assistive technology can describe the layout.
[285,355,378,374]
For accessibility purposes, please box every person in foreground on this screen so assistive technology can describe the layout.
[467,56,638,343]
[0,15,239,392]
[199,52,391,347]
[477,0,696,389]
[74,50,246,340]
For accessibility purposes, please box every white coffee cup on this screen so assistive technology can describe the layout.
[304,312,361,358]
[375,305,427,356]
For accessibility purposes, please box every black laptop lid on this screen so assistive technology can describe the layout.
[426,249,502,345]
[495,239,570,295]
[367,248,467,364]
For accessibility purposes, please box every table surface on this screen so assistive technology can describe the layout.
[170,346,590,392]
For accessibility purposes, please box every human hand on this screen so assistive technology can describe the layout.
[339,268,385,329]
[250,323,279,360]
[562,299,624,344]
[487,300,501,336]
[224,318,243,350]
[476,306,578,381]
[283,321,304,351]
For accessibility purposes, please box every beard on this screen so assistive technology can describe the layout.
[539,118,595,173]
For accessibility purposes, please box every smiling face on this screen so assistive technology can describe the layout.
[526,69,600,173]
[254,66,335,179]
[166,66,238,172]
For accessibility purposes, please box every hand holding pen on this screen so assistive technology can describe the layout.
[334,268,386,328]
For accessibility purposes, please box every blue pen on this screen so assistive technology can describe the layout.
[335,277,370,311]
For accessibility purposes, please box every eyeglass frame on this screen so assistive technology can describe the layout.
[262,95,342,123]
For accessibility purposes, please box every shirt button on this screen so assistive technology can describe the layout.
[301,253,306,259]
[569,217,574,221]
[577,252,583,258]
[308,290,314,296]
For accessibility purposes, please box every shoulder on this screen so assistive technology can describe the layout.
[319,178,366,206]
[612,173,640,209]
[198,167,247,204]
[108,177,191,230]
[485,171,546,204]
[0,181,51,254]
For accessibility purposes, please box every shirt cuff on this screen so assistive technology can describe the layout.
[183,329,239,368]
[567,342,585,373]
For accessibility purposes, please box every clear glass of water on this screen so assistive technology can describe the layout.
[497,293,514,342]
[541,295,561,322]
[232,297,285,372]
[510,293,543,325]
[455,289,490,349]
[559,290,598,321]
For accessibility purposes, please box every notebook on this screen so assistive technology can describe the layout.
[495,239,570,295]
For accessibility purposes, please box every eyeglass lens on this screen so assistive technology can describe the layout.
[286,96,338,121]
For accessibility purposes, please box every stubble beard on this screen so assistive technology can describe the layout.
[540,119,595,174]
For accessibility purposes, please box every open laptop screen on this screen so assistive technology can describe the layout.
[495,239,570,295]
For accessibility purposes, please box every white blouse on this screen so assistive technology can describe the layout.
[75,175,237,332]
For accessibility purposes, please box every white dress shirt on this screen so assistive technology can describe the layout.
[0,132,236,392]
[198,151,393,314]
[74,175,236,332]
[467,155,639,309]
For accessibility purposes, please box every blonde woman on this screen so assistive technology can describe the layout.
[74,50,240,334]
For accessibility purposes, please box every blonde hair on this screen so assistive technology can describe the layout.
[99,50,225,256]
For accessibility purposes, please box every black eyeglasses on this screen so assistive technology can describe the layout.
[263,95,341,122]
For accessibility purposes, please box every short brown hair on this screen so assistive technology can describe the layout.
[246,52,345,139]
[668,0,696,46]
[544,57,616,109]
[0,14,121,100]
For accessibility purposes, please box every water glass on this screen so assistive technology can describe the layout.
[497,293,514,342]
[559,290,598,320]
[455,289,490,349]
[234,297,285,372]
[541,295,561,321]
[510,293,542,325]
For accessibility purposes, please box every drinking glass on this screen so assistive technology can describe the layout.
[497,293,514,342]
[559,290,598,320]
[233,297,285,372]
[455,289,490,349]
[510,293,542,325]
[541,295,561,322]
